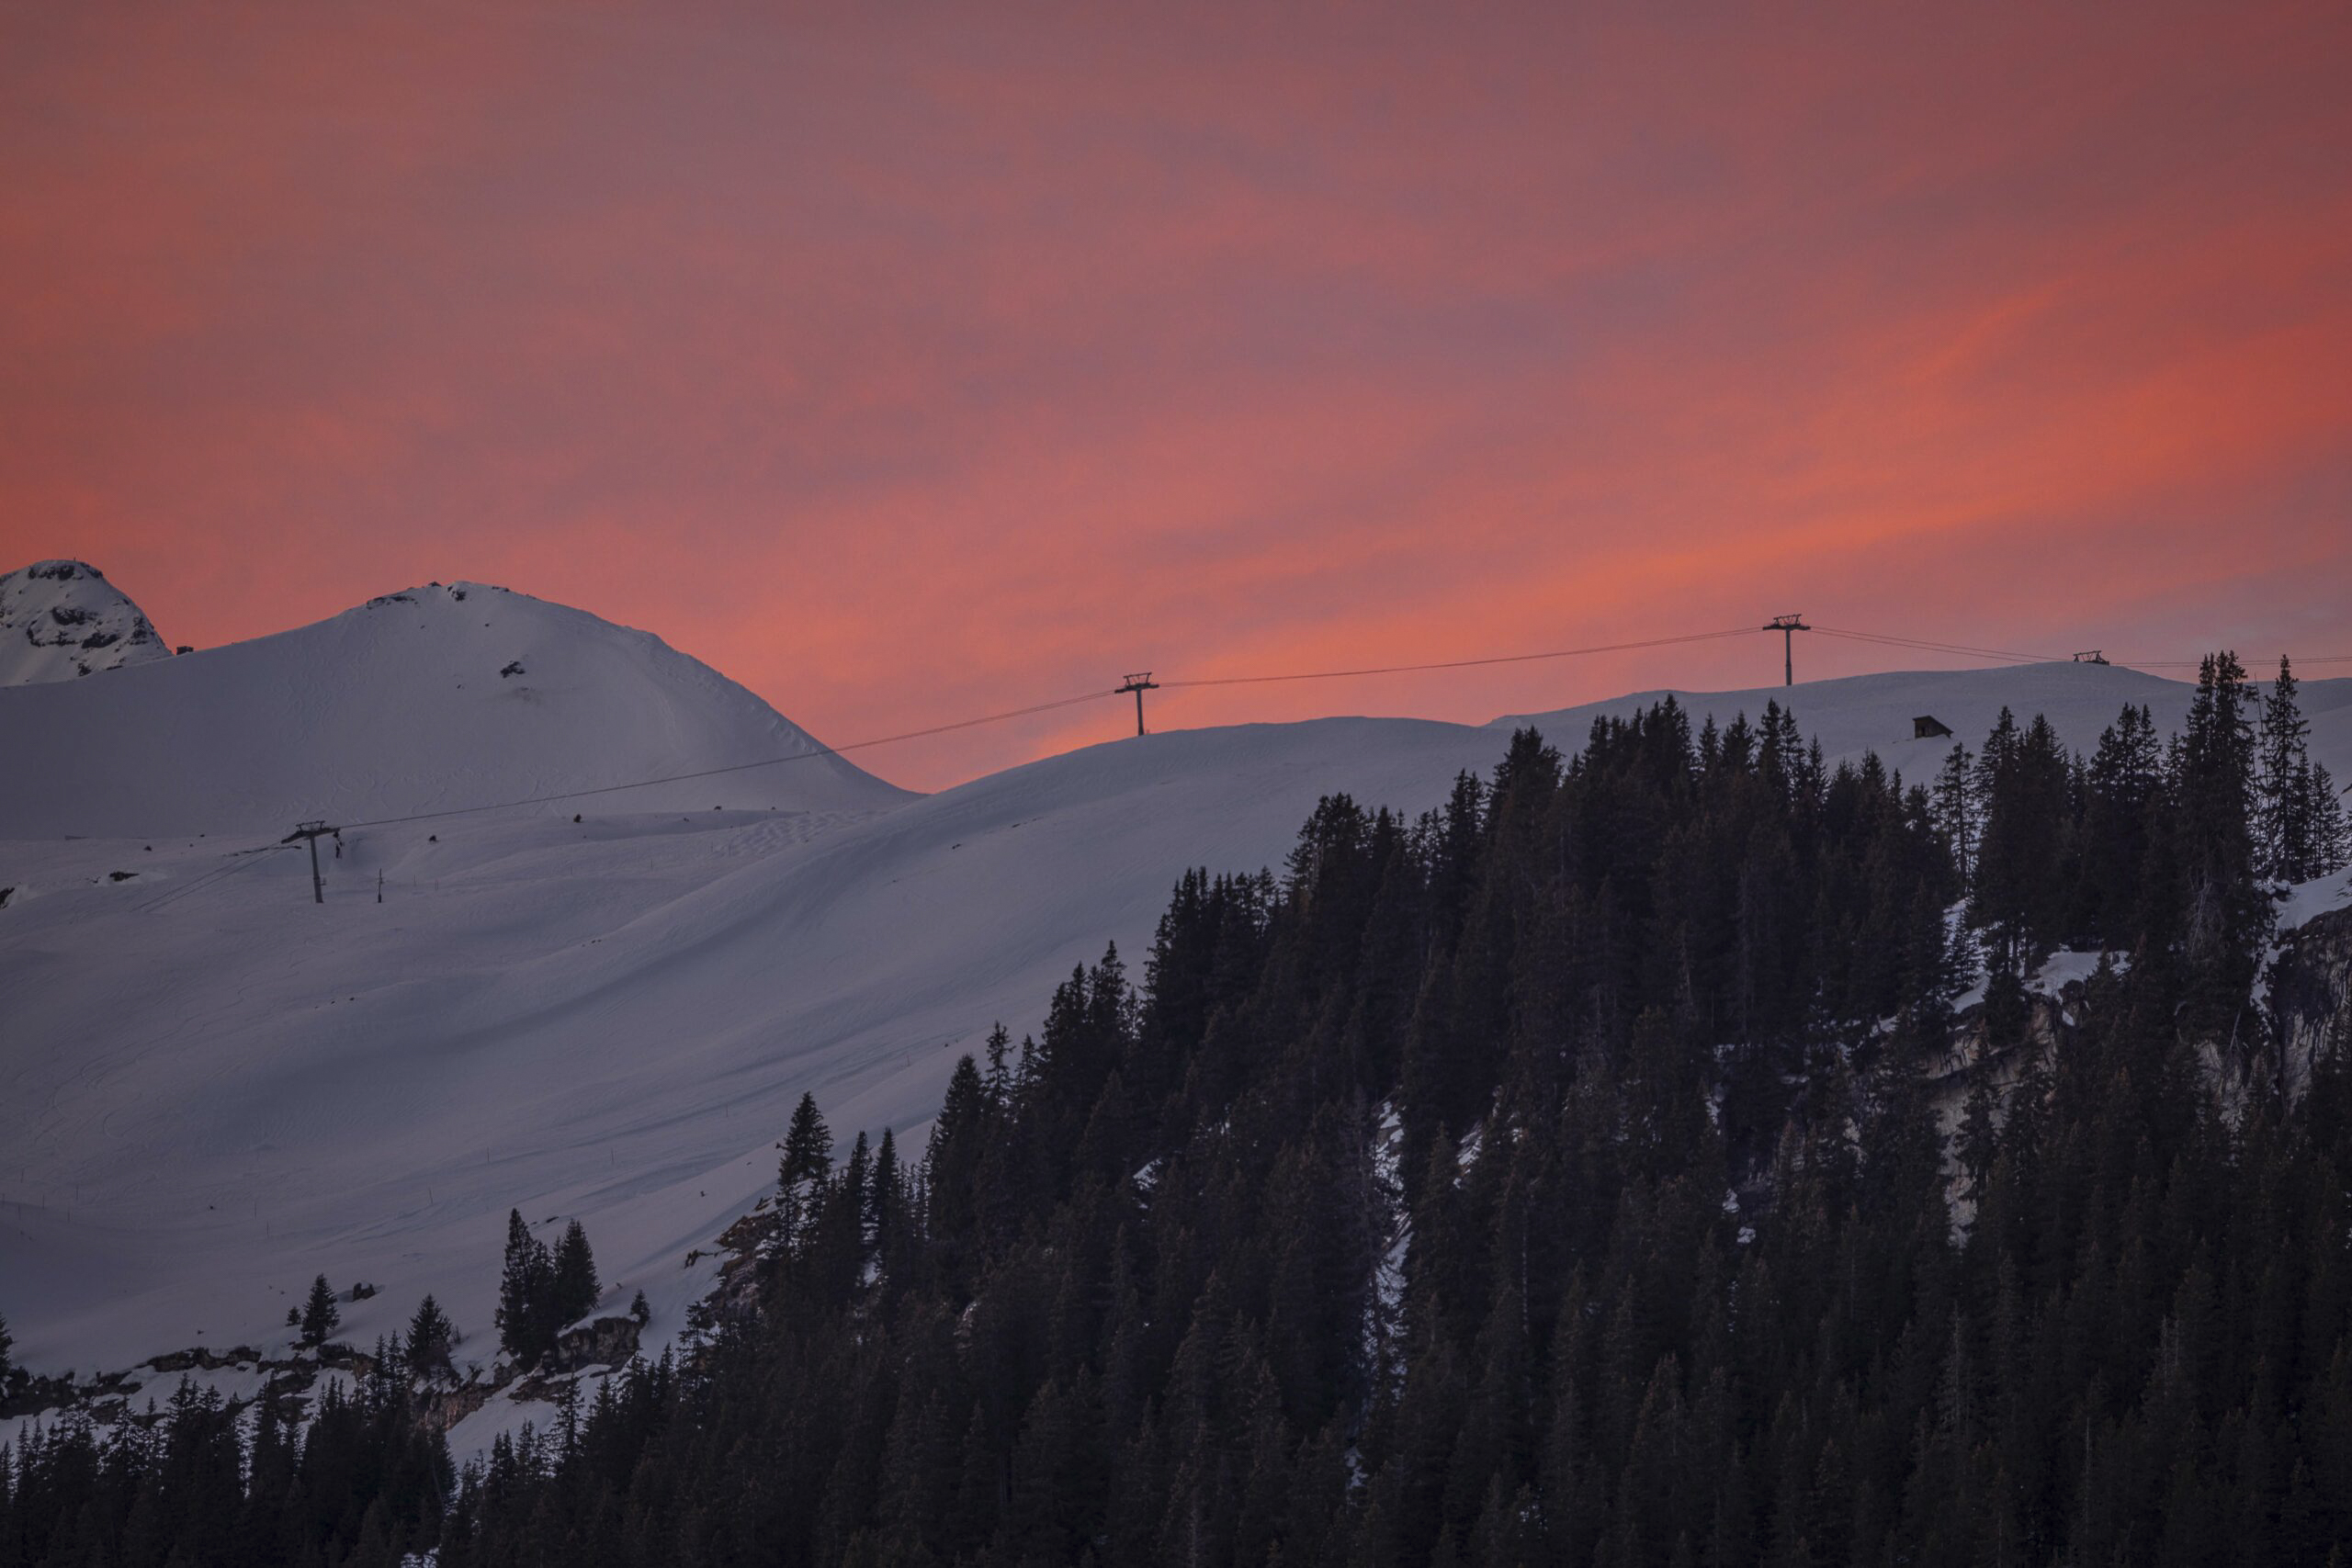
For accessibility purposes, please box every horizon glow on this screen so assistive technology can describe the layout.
[4,2,2347,790]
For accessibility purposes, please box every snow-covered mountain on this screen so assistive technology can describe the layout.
[0,580,909,838]
[0,559,171,686]
[4,604,2347,1423]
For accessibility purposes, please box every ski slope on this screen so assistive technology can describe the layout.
[3,585,2347,1387]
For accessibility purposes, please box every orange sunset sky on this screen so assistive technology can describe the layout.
[4,2,2348,790]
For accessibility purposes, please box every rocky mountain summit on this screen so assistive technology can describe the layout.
[0,559,171,685]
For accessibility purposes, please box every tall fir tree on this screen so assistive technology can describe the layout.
[778,1090,835,1254]
[2306,761,2351,878]
[1932,742,1978,890]
[2261,656,2317,882]
[2257,656,2351,884]
[2075,704,2162,945]
[495,1208,555,1364]
[300,1273,340,1347]
[2177,651,2268,1038]
[407,1293,456,1380]
[551,1219,599,1327]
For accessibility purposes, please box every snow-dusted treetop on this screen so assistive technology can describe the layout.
[0,558,172,686]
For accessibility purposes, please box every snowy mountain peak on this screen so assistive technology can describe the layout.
[359,579,511,612]
[0,558,172,685]
[0,575,912,838]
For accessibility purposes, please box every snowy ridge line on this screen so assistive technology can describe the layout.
[327,688,1122,829]
[148,620,1781,838]
[178,622,1769,837]
[1164,620,2352,693]
[1809,626,2067,664]
[1811,624,2352,671]
[2119,652,2352,670]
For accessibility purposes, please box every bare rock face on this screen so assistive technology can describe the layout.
[2269,901,2352,1102]
[1925,893,2352,1142]
[0,559,171,685]
[548,1314,645,1374]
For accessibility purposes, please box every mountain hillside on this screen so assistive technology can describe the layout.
[0,716,1504,1380]
[0,580,910,839]
[0,559,171,685]
[401,674,2352,1568]
[4,652,2346,1396]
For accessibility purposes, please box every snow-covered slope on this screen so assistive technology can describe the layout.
[0,581,908,839]
[4,649,2346,1389]
[0,559,170,686]
[0,716,1498,1381]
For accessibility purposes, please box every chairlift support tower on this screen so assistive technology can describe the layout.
[1117,672,1159,737]
[1763,614,1810,687]
[283,819,334,904]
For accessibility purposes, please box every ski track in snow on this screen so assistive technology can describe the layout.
[5,591,2350,1422]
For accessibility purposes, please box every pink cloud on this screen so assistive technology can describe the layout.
[4,1,2347,789]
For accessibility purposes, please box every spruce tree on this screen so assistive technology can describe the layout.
[869,1125,909,1280]
[983,1021,1015,1106]
[2256,656,2352,884]
[496,1209,554,1364]
[2177,651,2267,1037]
[926,1055,989,1271]
[2261,657,2316,882]
[2076,705,2161,945]
[1972,710,2072,975]
[1973,708,2019,821]
[551,1220,599,1327]
[1933,743,1977,888]
[407,1293,456,1380]
[300,1273,340,1347]
[2305,761,2350,877]
[778,1091,834,1251]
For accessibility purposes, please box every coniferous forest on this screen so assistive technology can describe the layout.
[7,654,2352,1567]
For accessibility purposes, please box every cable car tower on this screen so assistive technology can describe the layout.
[1763,614,1810,687]
[282,819,334,903]
[1116,672,1159,737]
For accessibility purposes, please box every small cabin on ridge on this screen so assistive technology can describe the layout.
[1913,715,1953,739]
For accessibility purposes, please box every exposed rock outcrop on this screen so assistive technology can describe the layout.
[548,1314,644,1375]
[2269,900,2352,1102]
